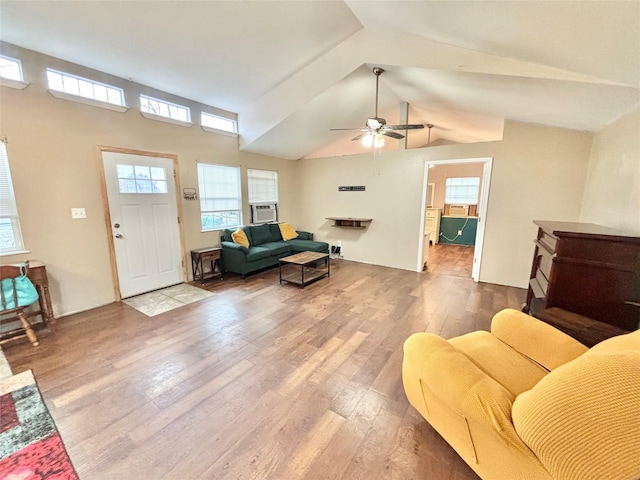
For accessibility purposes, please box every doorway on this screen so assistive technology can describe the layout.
[99,147,186,299]
[418,157,493,281]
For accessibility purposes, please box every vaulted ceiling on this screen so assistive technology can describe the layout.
[1,1,638,160]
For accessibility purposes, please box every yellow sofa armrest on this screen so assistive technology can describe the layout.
[403,332,517,435]
[490,309,588,371]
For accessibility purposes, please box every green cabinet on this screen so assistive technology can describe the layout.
[439,217,477,245]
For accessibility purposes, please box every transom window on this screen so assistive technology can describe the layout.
[197,163,242,231]
[0,56,23,81]
[116,164,168,194]
[201,112,237,133]
[248,169,278,204]
[46,68,125,106]
[140,95,190,122]
[445,177,480,205]
[0,141,26,254]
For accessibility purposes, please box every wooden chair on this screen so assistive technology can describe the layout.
[0,265,39,347]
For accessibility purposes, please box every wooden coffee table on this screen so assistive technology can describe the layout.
[279,251,330,288]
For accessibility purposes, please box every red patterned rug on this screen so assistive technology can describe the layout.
[0,370,79,480]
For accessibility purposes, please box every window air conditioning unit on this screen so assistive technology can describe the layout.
[251,203,278,224]
[449,205,469,217]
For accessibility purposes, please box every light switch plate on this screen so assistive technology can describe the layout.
[71,207,86,219]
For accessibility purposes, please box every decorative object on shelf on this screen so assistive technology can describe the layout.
[326,217,372,228]
[338,186,366,192]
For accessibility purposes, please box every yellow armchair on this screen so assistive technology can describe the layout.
[402,308,640,480]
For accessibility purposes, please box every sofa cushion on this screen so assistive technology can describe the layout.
[512,330,640,480]
[286,239,329,253]
[450,331,548,397]
[279,222,299,241]
[250,224,273,246]
[245,246,276,262]
[257,242,291,256]
[231,228,250,248]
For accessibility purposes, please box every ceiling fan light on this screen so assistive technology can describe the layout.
[374,134,385,148]
[361,135,374,147]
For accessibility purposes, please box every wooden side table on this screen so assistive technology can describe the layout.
[191,247,222,283]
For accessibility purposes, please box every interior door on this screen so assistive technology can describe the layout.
[102,150,183,298]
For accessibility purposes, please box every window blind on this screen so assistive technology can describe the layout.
[248,169,278,204]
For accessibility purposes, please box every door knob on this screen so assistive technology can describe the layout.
[115,233,123,239]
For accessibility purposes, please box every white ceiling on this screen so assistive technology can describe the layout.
[1,1,638,160]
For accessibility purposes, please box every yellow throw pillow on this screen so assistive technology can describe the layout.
[279,222,299,241]
[231,228,250,248]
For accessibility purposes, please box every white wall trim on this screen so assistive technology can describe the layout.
[48,89,129,112]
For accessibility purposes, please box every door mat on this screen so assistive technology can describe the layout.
[122,283,214,317]
[0,370,79,479]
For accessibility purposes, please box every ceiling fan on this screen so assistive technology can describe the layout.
[331,67,424,146]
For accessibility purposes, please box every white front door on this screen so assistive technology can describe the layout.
[102,150,183,298]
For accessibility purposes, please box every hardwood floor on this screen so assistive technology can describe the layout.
[426,244,475,278]
[4,258,526,479]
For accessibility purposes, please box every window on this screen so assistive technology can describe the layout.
[197,163,242,231]
[116,164,168,194]
[0,56,23,81]
[140,95,190,123]
[201,112,237,134]
[46,69,125,106]
[0,141,26,254]
[248,169,278,204]
[445,177,480,204]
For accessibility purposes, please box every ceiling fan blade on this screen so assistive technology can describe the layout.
[381,130,405,140]
[351,133,370,141]
[384,124,425,130]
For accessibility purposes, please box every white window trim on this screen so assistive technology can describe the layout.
[201,125,238,137]
[48,89,129,113]
[140,111,193,128]
[0,141,28,256]
[1,78,29,90]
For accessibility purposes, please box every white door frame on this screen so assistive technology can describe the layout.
[417,157,493,282]
[97,145,187,301]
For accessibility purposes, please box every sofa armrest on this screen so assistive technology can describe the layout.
[296,231,313,240]
[491,309,588,371]
[220,241,249,254]
[403,332,516,435]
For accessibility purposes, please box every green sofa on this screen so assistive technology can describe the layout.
[220,223,329,277]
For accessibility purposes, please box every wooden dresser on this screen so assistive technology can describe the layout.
[524,221,640,343]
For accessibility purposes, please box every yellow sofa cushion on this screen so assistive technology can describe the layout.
[231,228,250,248]
[512,330,640,480]
[278,222,298,241]
[450,330,548,397]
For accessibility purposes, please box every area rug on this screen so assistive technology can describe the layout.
[122,283,214,317]
[0,370,79,480]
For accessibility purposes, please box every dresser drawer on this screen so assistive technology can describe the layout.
[538,231,557,252]
[537,248,553,280]
[535,268,549,294]
[426,210,437,218]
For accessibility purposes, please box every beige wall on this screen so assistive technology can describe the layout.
[0,45,298,316]
[296,121,593,288]
[580,107,640,235]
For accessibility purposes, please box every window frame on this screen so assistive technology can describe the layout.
[0,141,27,255]
[0,55,28,90]
[46,68,127,112]
[140,94,192,127]
[445,177,480,205]
[197,163,243,232]
[247,168,278,205]
[201,112,238,136]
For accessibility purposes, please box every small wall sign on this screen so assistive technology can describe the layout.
[183,188,198,200]
[338,186,365,192]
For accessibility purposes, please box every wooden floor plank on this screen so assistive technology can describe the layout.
[3,250,526,479]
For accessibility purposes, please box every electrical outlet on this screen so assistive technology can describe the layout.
[457,230,463,235]
[71,207,87,219]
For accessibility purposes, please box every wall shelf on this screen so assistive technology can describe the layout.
[326,217,372,229]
